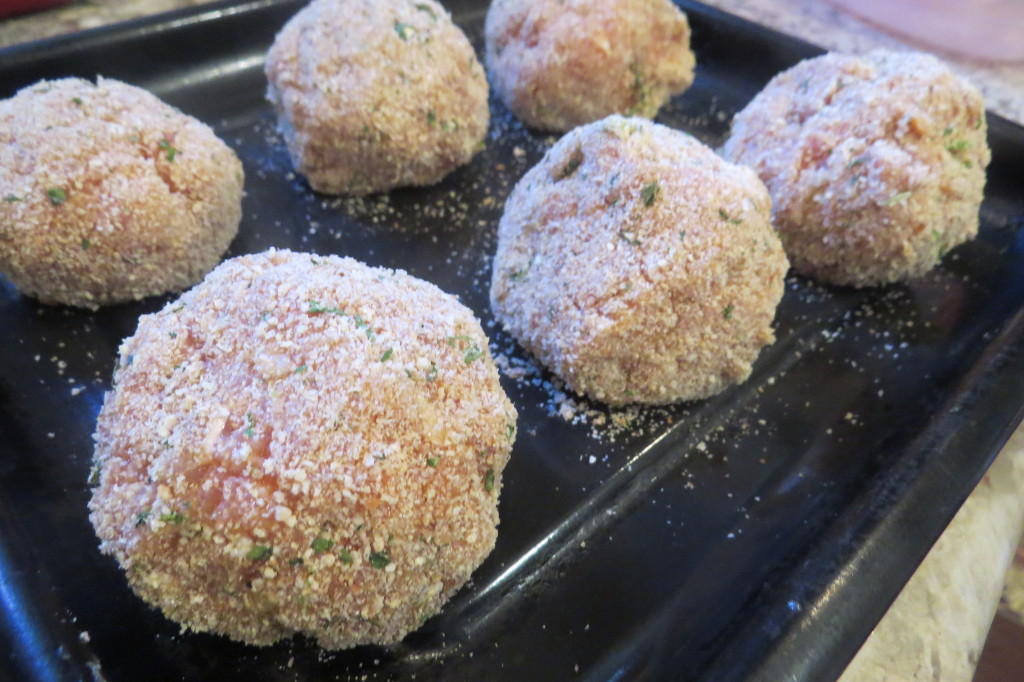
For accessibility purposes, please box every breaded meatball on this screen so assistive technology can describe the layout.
[0,77,243,309]
[484,0,696,132]
[490,116,789,406]
[89,249,517,649]
[721,50,990,287]
[265,0,489,196]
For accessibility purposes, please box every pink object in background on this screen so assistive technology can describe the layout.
[0,0,73,21]
[825,0,1024,63]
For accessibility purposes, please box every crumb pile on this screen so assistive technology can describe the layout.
[484,0,695,132]
[0,77,244,309]
[722,50,990,287]
[490,115,789,406]
[265,0,489,196]
[89,249,517,648]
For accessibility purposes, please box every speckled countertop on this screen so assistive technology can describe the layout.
[3,1,1024,680]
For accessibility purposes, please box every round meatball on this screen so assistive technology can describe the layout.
[89,249,517,648]
[265,0,489,196]
[490,116,789,406]
[0,77,243,309]
[484,0,695,132]
[721,50,990,287]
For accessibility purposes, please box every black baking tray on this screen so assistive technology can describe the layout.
[2,1,1023,680]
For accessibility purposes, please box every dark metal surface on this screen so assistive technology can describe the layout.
[1,1,1023,680]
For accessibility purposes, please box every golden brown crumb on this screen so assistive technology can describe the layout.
[490,115,789,406]
[265,0,489,196]
[0,77,243,309]
[722,50,990,287]
[89,249,517,648]
[484,0,695,132]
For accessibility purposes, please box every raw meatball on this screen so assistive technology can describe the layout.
[721,50,990,287]
[484,0,696,132]
[0,77,243,309]
[490,116,789,406]
[89,249,517,649]
[265,0,489,196]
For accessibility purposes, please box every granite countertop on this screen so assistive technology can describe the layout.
[2,1,1023,680]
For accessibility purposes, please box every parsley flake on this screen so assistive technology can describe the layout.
[247,544,273,561]
[243,412,256,439]
[415,2,437,19]
[294,364,307,374]
[158,138,178,162]
[881,191,912,207]
[135,510,151,527]
[380,348,394,362]
[427,109,437,126]
[3,194,21,202]
[558,155,582,179]
[426,456,439,467]
[308,299,346,316]
[160,511,184,525]
[369,550,390,569]
[723,304,734,320]
[718,208,742,224]
[80,238,91,250]
[484,468,495,492]
[311,537,334,554]
[394,21,413,40]
[641,181,660,207]
[946,139,970,154]
[46,187,66,206]
[338,548,354,564]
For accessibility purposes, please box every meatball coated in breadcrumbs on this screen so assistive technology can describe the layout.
[0,78,243,309]
[722,50,990,287]
[490,116,789,406]
[484,0,695,132]
[89,249,517,648]
[265,0,489,196]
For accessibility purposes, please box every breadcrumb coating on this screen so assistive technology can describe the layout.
[484,0,695,132]
[721,50,990,287]
[89,249,517,648]
[0,77,243,309]
[265,0,489,196]
[490,116,789,406]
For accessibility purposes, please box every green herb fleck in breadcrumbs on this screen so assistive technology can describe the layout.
[881,191,912,207]
[415,2,437,19]
[380,348,394,362]
[723,304,734,320]
[946,139,970,154]
[338,548,354,564]
[311,537,334,554]
[558,156,581,179]
[3,194,21,202]
[718,208,742,224]
[46,187,66,206]
[307,299,346,316]
[80,238,91,250]
[135,510,151,527]
[247,545,273,561]
[484,468,495,492]
[427,110,437,126]
[641,181,660,207]
[160,511,184,525]
[394,21,413,40]
[294,364,307,374]
[243,412,256,438]
[158,138,178,162]
[426,456,439,467]
[369,551,390,569]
